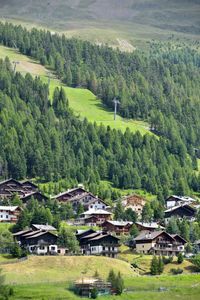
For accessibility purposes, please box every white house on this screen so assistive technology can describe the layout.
[0,206,22,223]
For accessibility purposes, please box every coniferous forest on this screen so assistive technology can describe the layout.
[0,22,200,200]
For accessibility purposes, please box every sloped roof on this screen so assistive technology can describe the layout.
[166,195,196,202]
[32,224,56,231]
[83,209,112,215]
[164,204,196,213]
[135,221,164,229]
[134,230,174,242]
[26,231,58,239]
[103,220,133,226]
[0,206,21,211]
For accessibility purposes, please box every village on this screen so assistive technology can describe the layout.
[0,178,200,260]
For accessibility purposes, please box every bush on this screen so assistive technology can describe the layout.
[170,268,183,275]
[162,256,173,264]
[192,254,200,271]
[177,253,184,264]
[91,287,98,299]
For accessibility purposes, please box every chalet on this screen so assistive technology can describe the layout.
[132,230,186,256]
[0,179,25,199]
[122,194,146,218]
[164,204,196,225]
[0,206,22,223]
[0,178,43,201]
[76,229,97,241]
[13,229,58,255]
[79,209,112,225]
[78,231,120,258]
[52,187,108,212]
[21,191,48,203]
[165,195,196,209]
[135,221,164,232]
[101,220,133,235]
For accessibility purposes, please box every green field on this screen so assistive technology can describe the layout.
[0,45,150,135]
[1,255,199,300]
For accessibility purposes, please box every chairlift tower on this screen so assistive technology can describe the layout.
[12,61,19,73]
[113,97,120,121]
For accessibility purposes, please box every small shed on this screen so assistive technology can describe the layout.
[74,277,111,297]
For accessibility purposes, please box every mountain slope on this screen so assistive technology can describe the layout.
[0,0,200,46]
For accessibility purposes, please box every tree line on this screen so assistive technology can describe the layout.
[0,57,200,199]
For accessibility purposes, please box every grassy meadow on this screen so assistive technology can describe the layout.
[0,255,199,300]
[0,45,151,135]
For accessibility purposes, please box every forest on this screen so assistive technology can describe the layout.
[0,22,200,200]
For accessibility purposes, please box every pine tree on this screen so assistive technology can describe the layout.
[150,256,158,275]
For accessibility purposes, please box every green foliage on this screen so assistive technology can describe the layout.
[177,253,184,264]
[58,226,80,253]
[150,256,158,275]
[170,268,183,275]
[157,256,164,274]
[192,254,200,271]
[107,270,124,295]
[10,243,21,258]
[91,287,98,299]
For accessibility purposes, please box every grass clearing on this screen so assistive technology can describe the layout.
[0,45,151,135]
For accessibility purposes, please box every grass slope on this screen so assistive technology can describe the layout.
[2,255,136,284]
[1,255,200,300]
[0,45,150,134]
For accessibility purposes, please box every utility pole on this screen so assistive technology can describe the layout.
[12,61,19,73]
[113,97,120,121]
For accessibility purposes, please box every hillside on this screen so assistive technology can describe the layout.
[2,255,135,284]
[0,0,200,47]
[0,45,150,135]
[1,256,200,300]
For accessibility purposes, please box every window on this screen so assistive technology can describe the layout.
[6,215,8,218]
[40,246,45,250]
[58,250,61,253]
[51,246,56,250]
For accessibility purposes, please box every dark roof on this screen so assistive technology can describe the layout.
[0,178,22,186]
[13,229,32,236]
[20,180,38,188]
[164,204,196,214]
[89,233,119,242]
[26,231,57,239]
[21,191,48,200]
[103,220,133,227]
[171,234,187,244]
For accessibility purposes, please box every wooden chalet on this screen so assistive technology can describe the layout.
[80,209,112,225]
[135,221,164,232]
[165,195,196,209]
[164,204,196,224]
[0,206,22,223]
[52,187,88,202]
[78,231,120,258]
[132,230,186,256]
[0,178,45,203]
[31,224,56,231]
[0,179,25,199]
[13,229,58,255]
[122,194,146,218]
[101,220,133,235]
[21,191,48,203]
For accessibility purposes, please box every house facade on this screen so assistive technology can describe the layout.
[122,195,146,218]
[0,206,22,223]
[101,220,133,235]
[164,204,196,225]
[79,209,112,225]
[78,231,120,258]
[133,231,186,256]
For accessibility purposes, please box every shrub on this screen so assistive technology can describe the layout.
[162,256,173,264]
[91,287,98,299]
[192,254,200,271]
[170,268,183,275]
[177,253,184,264]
